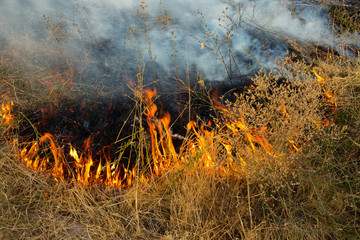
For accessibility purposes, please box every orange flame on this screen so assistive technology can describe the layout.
[314,68,337,112]
[13,130,141,188]
[143,88,178,174]
[313,68,326,85]
[0,82,339,189]
[1,101,14,125]
[69,138,94,186]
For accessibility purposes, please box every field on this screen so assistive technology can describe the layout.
[0,0,359,239]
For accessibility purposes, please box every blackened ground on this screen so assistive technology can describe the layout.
[14,75,253,169]
[17,96,136,163]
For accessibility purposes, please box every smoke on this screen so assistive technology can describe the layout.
[0,0,349,95]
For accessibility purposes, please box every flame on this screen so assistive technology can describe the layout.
[212,88,229,113]
[1,101,14,125]
[0,88,305,188]
[314,67,337,112]
[95,161,102,180]
[159,112,177,164]
[280,104,289,119]
[187,120,216,168]
[0,81,339,189]
[143,88,178,174]
[39,133,65,179]
[0,93,179,187]
[69,140,94,186]
[325,91,337,108]
[12,130,139,188]
[313,68,326,85]
[325,92,333,99]
[288,139,299,152]
[4,89,263,185]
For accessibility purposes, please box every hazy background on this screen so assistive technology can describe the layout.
[0,0,343,97]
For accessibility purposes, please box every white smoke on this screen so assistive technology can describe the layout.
[0,0,349,91]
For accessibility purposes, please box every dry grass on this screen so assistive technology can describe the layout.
[1,48,359,239]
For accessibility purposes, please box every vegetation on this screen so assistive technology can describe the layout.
[0,0,359,239]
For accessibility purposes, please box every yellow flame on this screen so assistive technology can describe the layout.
[313,68,325,85]
[1,101,14,125]
[2,85,337,189]
[70,145,80,163]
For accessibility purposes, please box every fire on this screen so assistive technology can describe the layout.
[0,89,282,187]
[224,117,272,154]
[0,78,338,188]
[280,104,289,119]
[313,67,338,112]
[186,120,216,169]
[39,133,64,179]
[69,138,94,186]
[1,101,14,125]
[313,68,326,85]
[143,88,178,174]
[16,131,142,187]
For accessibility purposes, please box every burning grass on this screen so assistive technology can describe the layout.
[1,1,360,238]
[1,49,359,238]
[0,61,333,190]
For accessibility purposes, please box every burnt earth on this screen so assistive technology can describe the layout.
[17,97,137,164]
[14,76,254,169]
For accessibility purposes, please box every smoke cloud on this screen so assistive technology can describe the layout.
[0,0,351,96]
